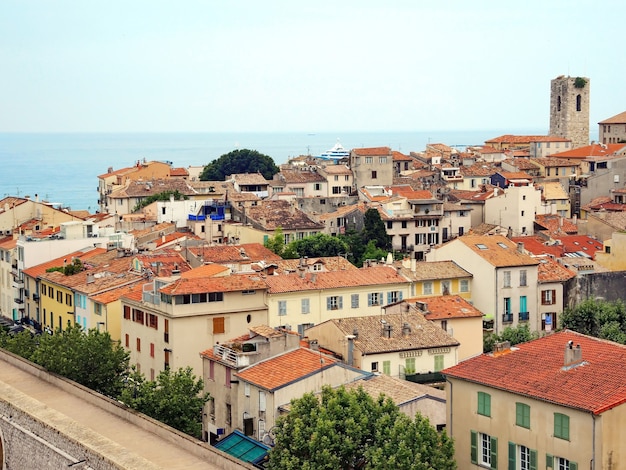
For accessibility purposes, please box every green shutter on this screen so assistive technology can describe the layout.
[508,442,516,470]
[554,413,570,440]
[470,431,477,464]
[490,436,497,470]
[546,453,553,468]
[478,391,491,417]
[530,449,537,470]
[570,462,577,470]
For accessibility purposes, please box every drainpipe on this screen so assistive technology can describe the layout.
[445,376,453,436]
[591,412,596,470]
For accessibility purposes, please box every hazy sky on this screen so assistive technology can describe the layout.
[2,0,624,133]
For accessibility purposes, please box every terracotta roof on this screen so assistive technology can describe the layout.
[534,214,578,235]
[244,200,324,231]
[351,147,391,156]
[0,236,17,250]
[392,151,413,161]
[456,234,540,267]
[583,196,626,212]
[586,211,626,232]
[320,374,445,410]
[394,260,471,282]
[179,264,230,279]
[132,250,191,277]
[552,235,604,258]
[498,171,533,181]
[319,165,352,175]
[316,202,367,222]
[170,167,189,177]
[274,169,326,184]
[264,266,408,294]
[187,243,281,265]
[541,182,569,201]
[533,157,578,168]
[274,256,358,273]
[229,173,269,186]
[22,248,107,279]
[235,348,340,391]
[503,158,540,171]
[509,236,563,258]
[159,273,266,295]
[449,188,496,202]
[536,257,576,283]
[551,143,626,159]
[388,185,433,200]
[407,295,483,320]
[90,282,144,304]
[598,110,626,124]
[314,312,459,355]
[110,178,197,198]
[459,163,498,177]
[485,135,567,144]
[443,330,626,414]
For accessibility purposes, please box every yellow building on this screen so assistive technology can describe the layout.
[395,259,473,300]
[595,230,626,271]
[443,331,626,470]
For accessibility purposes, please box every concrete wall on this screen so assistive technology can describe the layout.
[564,271,626,309]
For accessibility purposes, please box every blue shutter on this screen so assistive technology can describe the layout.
[367,293,372,306]
[398,291,403,301]
[326,297,331,310]
[387,292,392,305]
[338,296,343,309]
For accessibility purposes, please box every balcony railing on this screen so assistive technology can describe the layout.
[519,311,529,321]
[502,313,513,323]
[213,344,254,367]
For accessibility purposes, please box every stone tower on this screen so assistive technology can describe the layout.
[549,75,590,149]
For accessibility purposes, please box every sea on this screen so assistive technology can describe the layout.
[0,129,544,212]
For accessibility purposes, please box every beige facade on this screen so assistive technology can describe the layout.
[598,110,626,144]
[595,231,626,271]
[121,274,269,378]
[484,184,542,237]
[350,147,394,188]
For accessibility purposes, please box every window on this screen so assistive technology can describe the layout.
[148,313,158,329]
[213,317,225,334]
[554,413,570,440]
[441,280,451,295]
[226,403,232,424]
[401,221,407,229]
[278,300,287,316]
[123,305,131,320]
[423,281,433,295]
[379,156,387,164]
[365,156,373,164]
[136,338,141,352]
[150,343,155,358]
[516,402,530,428]
[208,292,223,302]
[327,296,342,310]
[520,270,527,286]
[460,279,469,293]
[477,391,491,417]
[370,361,379,372]
[314,183,321,191]
[542,289,556,305]
[382,360,391,375]
[133,309,144,325]
[503,270,511,287]
[65,293,72,306]
[405,357,416,374]
[434,355,444,372]
[209,360,215,381]
[242,289,256,295]
[509,443,537,470]
[371,170,377,179]
[548,455,577,470]
[368,292,382,306]
[387,291,402,304]
[351,294,359,309]
[519,296,528,321]
[542,312,556,331]
[299,298,309,314]
[94,303,103,316]
[503,297,512,322]
[386,221,393,229]
[57,291,62,303]
[225,368,231,389]
[125,334,129,348]
[471,431,497,468]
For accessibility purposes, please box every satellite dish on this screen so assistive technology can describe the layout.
[262,433,274,446]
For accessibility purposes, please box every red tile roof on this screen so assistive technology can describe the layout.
[457,235,540,267]
[536,257,576,283]
[180,264,230,279]
[552,235,604,258]
[235,348,339,391]
[510,236,563,258]
[159,273,267,295]
[187,243,281,265]
[598,110,626,124]
[408,295,483,320]
[443,330,626,414]
[551,143,626,159]
[485,135,568,144]
[392,151,413,161]
[351,147,391,156]
[534,214,578,235]
[264,266,408,294]
[22,248,107,279]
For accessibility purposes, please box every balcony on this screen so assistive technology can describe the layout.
[213,344,257,367]
[502,313,513,323]
[519,311,529,322]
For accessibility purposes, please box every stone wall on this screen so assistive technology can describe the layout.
[564,271,626,308]
[549,76,590,149]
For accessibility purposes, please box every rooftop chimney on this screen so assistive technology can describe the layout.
[402,322,412,336]
[517,242,524,253]
[563,340,584,369]
[382,324,393,339]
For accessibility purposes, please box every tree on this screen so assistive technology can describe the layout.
[119,366,210,438]
[483,324,538,353]
[200,149,279,181]
[265,227,285,257]
[267,385,456,470]
[361,240,389,265]
[561,298,626,344]
[362,209,391,251]
[31,324,130,397]
[0,329,38,360]
[283,233,349,259]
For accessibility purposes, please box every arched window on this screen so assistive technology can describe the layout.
[576,94,582,111]
[557,96,561,112]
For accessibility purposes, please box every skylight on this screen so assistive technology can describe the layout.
[476,244,488,250]
[497,242,508,249]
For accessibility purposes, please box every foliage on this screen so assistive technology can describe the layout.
[119,366,210,438]
[46,258,84,276]
[132,190,189,212]
[361,240,389,265]
[31,324,130,397]
[200,149,279,181]
[267,385,456,470]
[0,329,38,360]
[362,209,391,251]
[264,227,285,257]
[282,233,349,259]
[574,77,587,88]
[561,298,626,344]
[483,324,538,353]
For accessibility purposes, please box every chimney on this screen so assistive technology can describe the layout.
[402,256,410,269]
[352,328,358,339]
[311,273,317,283]
[402,322,412,336]
[346,335,356,366]
[382,323,393,338]
[309,339,319,351]
[411,258,416,273]
[517,242,524,253]
[563,340,583,368]
[87,274,95,284]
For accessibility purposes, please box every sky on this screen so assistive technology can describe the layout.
[1,0,625,133]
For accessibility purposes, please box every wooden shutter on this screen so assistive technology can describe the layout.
[508,442,516,470]
[530,449,537,470]
[490,436,497,470]
[470,431,477,464]
[546,453,553,468]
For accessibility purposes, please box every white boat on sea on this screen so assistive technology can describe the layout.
[318,140,350,161]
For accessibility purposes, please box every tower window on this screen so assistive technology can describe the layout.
[576,94,582,112]
[557,95,561,112]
